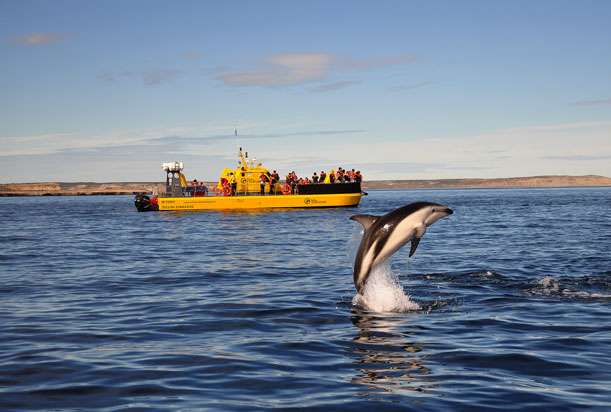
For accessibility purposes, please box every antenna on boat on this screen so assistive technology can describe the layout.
[234,127,241,165]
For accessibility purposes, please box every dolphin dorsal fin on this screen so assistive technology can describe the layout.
[350,214,379,231]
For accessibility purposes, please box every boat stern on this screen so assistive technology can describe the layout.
[134,193,159,212]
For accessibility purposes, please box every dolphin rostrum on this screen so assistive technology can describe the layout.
[350,201,453,293]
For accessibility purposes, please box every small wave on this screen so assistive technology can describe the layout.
[352,264,420,312]
[529,275,611,299]
[422,270,507,284]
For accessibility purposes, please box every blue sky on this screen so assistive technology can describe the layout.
[1,0,610,182]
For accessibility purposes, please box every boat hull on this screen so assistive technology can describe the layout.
[156,192,361,211]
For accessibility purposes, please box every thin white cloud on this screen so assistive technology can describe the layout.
[388,81,434,92]
[542,154,611,161]
[0,133,75,156]
[255,121,611,179]
[0,126,198,157]
[13,32,64,46]
[146,129,366,146]
[97,72,117,82]
[4,121,608,182]
[501,121,611,133]
[571,98,611,106]
[218,52,416,88]
[142,69,181,85]
[0,127,365,158]
[182,51,204,61]
[309,80,360,93]
[97,69,182,86]
[339,121,611,179]
[339,54,416,70]
[219,53,334,87]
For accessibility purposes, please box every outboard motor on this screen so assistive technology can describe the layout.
[134,193,156,212]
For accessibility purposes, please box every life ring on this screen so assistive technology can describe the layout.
[222,185,232,196]
[281,183,291,195]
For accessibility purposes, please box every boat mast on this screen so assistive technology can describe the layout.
[235,127,251,169]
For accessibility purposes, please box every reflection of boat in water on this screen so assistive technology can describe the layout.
[135,148,362,212]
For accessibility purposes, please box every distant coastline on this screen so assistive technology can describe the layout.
[1,175,610,196]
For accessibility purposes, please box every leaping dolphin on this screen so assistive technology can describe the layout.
[350,201,453,293]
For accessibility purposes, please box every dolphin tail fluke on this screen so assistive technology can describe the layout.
[409,237,421,257]
[350,214,378,231]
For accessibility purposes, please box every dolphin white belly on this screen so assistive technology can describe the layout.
[350,201,453,293]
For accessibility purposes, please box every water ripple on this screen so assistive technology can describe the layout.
[1,189,610,410]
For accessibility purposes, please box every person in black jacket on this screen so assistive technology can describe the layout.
[259,173,268,195]
[269,170,278,194]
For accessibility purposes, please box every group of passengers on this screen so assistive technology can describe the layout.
[259,170,281,195]
[186,179,208,196]
[208,167,363,197]
[276,167,363,195]
[311,168,362,184]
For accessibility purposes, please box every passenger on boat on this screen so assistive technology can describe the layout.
[338,168,345,183]
[312,172,319,183]
[228,173,237,195]
[319,171,326,184]
[284,173,293,194]
[259,172,269,196]
[270,170,279,195]
[191,180,205,197]
[215,178,230,196]
[290,171,298,194]
[354,171,362,183]
[193,179,202,195]
[329,169,336,184]
[199,181,208,196]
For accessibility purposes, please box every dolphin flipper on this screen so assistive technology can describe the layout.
[350,214,378,231]
[409,237,421,257]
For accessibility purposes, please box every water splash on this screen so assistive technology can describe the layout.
[352,264,421,312]
[529,275,611,299]
[537,276,561,294]
[346,226,364,264]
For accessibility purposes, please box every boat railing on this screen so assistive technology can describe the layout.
[186,181,363,197]
[162,180,362,198]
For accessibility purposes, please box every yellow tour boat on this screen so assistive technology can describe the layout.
[134,148,363,211]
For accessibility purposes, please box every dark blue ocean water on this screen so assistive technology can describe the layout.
[1,188,610,411]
